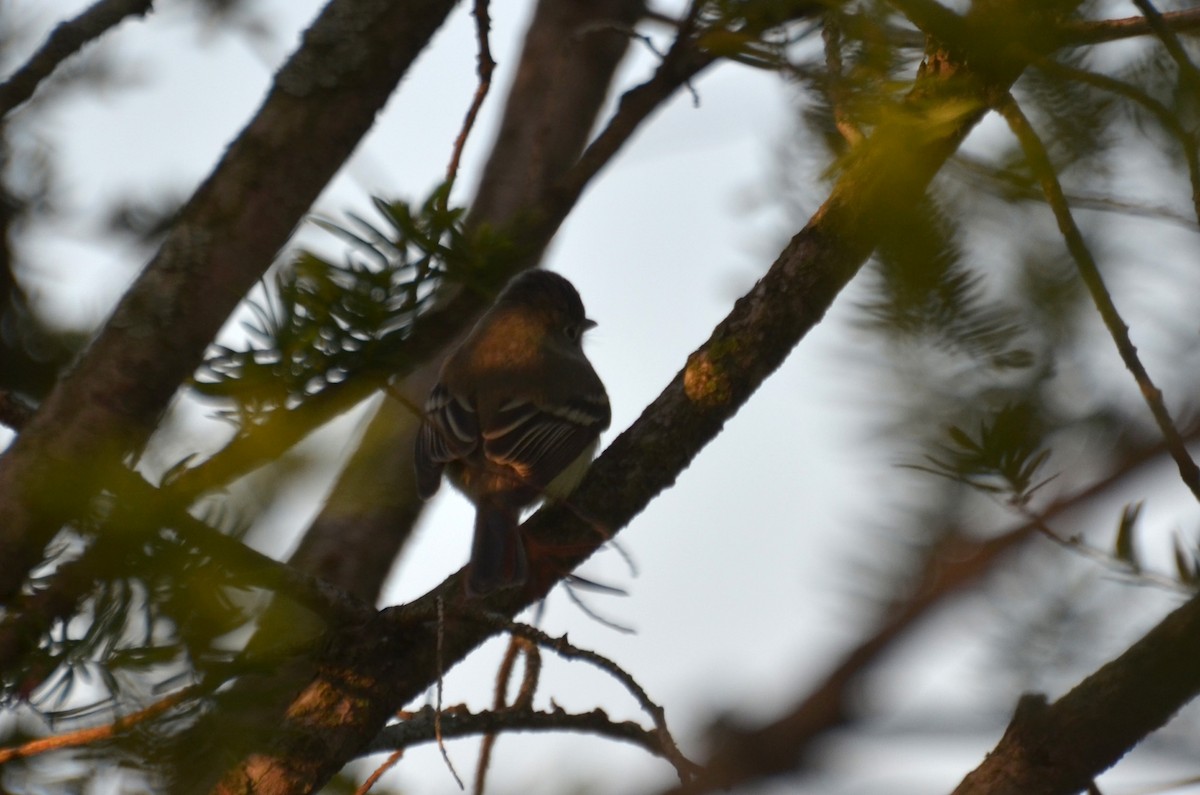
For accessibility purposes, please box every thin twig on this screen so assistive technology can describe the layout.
[996,92,1200,503]
[407,603,695,777]
[477,637,521,794]
[822,15,864,147]
[1057,8,1200,46]
[373,705,696,780]
[0,683,197,763]
[435,596,465,790]
[445,0,496,190]
[0,0,155,119]
[1129,0,1200,89]
[553,0,714,212]
[460,613,696,780]
[511,637,539,710]
[354,749,404,795]
[1030,55,1200,230]
[621,24,700,107]
[1021,506,1190,595]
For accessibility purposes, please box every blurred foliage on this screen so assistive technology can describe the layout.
[783,0,1200,742]
[0,180,480,788]
[0,4,141,402]
[101,189,187,247]
[193,188,465,427]
[862,197,1034,370]
[909,402,1053,503]
[0,125,87,400]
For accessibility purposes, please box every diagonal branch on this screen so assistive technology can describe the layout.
[996,92,1200,503]
[1129,0,1200,89]
[665,426,1200,794]
[0,682,200,764]
[278,0,653,598]
[0,0,458,603]
[444,0,496,190]
[952,585,1200,794]
[207,2,1088,792]
[0,0,154,119]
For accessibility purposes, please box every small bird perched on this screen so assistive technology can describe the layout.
[414,270,611,595]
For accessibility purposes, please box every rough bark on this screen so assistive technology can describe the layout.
[953,589,1200,795]
[0,0,458,601]
[210,1,1091,790]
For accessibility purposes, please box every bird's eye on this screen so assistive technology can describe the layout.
[564,324,581,342]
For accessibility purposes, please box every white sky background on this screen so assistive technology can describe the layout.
[7,1,1200,794]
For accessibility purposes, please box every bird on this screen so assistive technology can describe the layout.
[414,269,610,595]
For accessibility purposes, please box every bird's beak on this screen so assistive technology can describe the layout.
[582,318,598,331]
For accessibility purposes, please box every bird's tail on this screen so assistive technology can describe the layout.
[467,503,527,596]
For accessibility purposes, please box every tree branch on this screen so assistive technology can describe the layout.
[367,705,689,778]
[174,0,652,602]
[1055,8,1200,46]
[664,427,1200,794]
[996,92,1200,502]
[0,683,199,764]
[468,614,694,778]
[0,0,458,603]
[444,0,496,190]
[1129,0,1200,89]
[204,2,1087,791]
[0,0,154,119]
[952,587,1200,794]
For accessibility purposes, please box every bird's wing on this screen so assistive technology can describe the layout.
[415,383,479,499]
[482,393,610,490]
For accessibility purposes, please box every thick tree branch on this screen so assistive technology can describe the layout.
[0,0,457,602]
[0,0,154,118]
[952,586,1200,794]
[206,2,1087,792]
[162,5,656,790]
